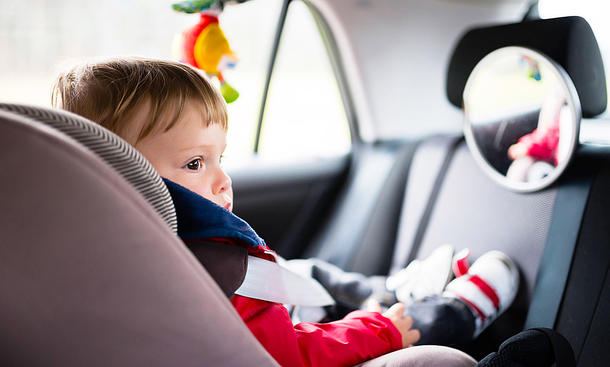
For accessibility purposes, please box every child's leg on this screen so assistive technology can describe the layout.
[401,250,518,346]
[288,250,518,346]
[506,156,535,182]
[443,251,519,338]
[286,258,393,311]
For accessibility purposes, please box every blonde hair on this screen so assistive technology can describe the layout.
[52,58,227,142]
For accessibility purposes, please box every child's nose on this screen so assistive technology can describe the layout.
[213,168,232,195]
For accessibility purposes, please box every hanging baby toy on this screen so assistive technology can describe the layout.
[172,0,246,103]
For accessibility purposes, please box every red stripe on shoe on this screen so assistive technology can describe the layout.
[453,249,470,277]
[469,275,500,310]
[456,295,487,322]
[453,257,469,277]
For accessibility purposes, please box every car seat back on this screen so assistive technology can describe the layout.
[390,16,608,362]
[0,106,278,366]
[392,140,557,300]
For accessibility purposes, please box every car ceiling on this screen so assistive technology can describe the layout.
[310,0,532,141]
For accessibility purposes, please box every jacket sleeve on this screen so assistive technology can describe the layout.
[232,295,403,367]
[518,124,560,164]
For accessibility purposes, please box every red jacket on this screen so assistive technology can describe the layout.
[517,113,561,165]
[164,179,403,366]
[229,246,402,367]
[231,294,402,367]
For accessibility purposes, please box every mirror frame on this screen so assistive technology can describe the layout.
[463,46,582,193]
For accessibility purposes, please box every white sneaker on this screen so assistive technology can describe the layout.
[443,250,519,337]
[387,244,455,304]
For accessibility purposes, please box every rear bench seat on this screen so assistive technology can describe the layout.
[306,16,609,364]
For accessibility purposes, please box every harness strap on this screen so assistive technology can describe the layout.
[234,256,335,306]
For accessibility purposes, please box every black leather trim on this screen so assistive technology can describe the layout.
[185,240,248,299]
[446,16,607,117]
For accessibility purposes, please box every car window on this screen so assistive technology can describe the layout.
[212,0,284,163]
[0,1,190,106]
[0,0,283,164]
[256,0,351,161]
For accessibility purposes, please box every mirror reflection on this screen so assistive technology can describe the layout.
[463,47,580,191]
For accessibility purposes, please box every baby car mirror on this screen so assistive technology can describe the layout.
[463,46,581,193]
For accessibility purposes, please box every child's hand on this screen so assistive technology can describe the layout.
[508,142,528,160]
[364,299,421,348]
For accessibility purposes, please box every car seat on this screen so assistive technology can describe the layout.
[0,104,278,366]
[394,16,609,362]
[0,104,481,366]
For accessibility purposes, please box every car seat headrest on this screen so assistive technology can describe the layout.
[0,109,277,366]
[0,103,177,233]
[446,16,607,118]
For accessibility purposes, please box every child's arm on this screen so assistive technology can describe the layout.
[364,299,421,348]
[509,125,560,164]
[232,295,407,367]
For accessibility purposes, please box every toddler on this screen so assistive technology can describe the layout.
[52,58,517,366]
[506,85,567,182]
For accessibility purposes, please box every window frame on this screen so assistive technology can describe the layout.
[253,0,361,155]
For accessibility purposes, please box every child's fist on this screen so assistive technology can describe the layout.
[364,299,421,348]
[383,302,421,348]
[508,142,528,160]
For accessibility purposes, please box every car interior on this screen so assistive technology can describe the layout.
[1,0,608,366]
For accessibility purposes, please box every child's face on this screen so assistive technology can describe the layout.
[127,100,233,211]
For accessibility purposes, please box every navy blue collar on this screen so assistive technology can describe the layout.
[163,178,266,249]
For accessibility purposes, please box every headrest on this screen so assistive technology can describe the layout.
[446,16,607,118]
[0,103,177,233]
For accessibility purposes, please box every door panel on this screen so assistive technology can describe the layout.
[229,155,350,258]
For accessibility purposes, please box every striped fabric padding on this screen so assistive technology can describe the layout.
[0,103,177,233]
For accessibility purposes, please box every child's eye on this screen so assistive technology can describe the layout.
[185,158,203,171]
[219,155,224,165]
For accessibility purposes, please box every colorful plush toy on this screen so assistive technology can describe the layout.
[521,54,541,81]
[172,0,246,103]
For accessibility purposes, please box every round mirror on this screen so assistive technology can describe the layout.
[463,46,581,192]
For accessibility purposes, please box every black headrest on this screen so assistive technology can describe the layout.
[446,16,607,118]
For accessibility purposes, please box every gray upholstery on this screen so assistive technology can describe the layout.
[348,143,419,276]
[0,110,278,366]
[364,137,559,357]
[0,103,177,233]
[416,142,556,301]
[305,144,409,274]
[357,346,476,367]
[390,135,461,274]
[387,136,556,299]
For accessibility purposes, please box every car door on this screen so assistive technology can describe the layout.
[224,0,356,259]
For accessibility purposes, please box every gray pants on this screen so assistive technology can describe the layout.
[291,258,475,346]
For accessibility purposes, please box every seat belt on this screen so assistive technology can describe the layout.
[390,135,462,273]
[525,171,593,329]
[405,137,462,265]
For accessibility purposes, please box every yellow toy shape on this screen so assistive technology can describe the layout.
[193,23,235,75]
